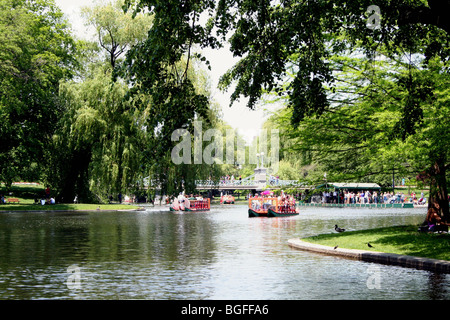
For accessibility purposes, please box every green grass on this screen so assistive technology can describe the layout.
[1,183,44,204]
[0,203,138,211]
[302,225,450,261]
[1,183,138,211]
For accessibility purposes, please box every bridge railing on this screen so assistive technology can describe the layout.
[267,180,303,187]
[143,177,305,188]
[195,180,258,187]
[195,179,304,188]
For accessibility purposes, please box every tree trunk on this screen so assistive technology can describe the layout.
[60,149,92,203]
[428,157,449,222]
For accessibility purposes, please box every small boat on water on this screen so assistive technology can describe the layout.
[248,197,299,217]
[220,195,235,204]
[170,197,210,212]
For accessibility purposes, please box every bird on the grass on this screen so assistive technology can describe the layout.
[367,243,374,248]
[334,245,338,250]
[334,225,345,233]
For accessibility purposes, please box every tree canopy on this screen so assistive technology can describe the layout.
[214,0,449,122]
[0,0,77,187]
[82,0,152,69]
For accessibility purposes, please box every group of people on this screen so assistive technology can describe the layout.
[220,175,242,184]
[171,193,204,204]
[250,191,296,212]
[170,193,208,210]
[268,175,280,185]
[38,197,56,205]
[177,193,204,202]
[321,190,427,205]
[220,194,235,204]
[35,186,55,205]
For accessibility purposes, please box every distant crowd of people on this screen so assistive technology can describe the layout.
[220,175,242,184]
[320,190,427,205]
[268,175,280,185]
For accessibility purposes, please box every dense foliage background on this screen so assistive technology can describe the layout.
[1,0,448,218]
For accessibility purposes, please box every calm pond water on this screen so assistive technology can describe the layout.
[0,205,448,300]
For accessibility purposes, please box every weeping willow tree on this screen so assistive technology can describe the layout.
[48,67,144,202]
[45,0,151,202]
[48,0,226,202]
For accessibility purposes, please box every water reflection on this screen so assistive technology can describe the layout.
[0,206,448,299]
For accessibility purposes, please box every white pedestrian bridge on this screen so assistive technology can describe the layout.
[143,174,304,191]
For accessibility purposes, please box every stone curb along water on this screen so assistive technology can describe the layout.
[287,239,450,274]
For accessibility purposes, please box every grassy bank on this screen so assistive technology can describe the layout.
[0,203,137,211]
[1,183,138,211]
[302,225,450,261]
